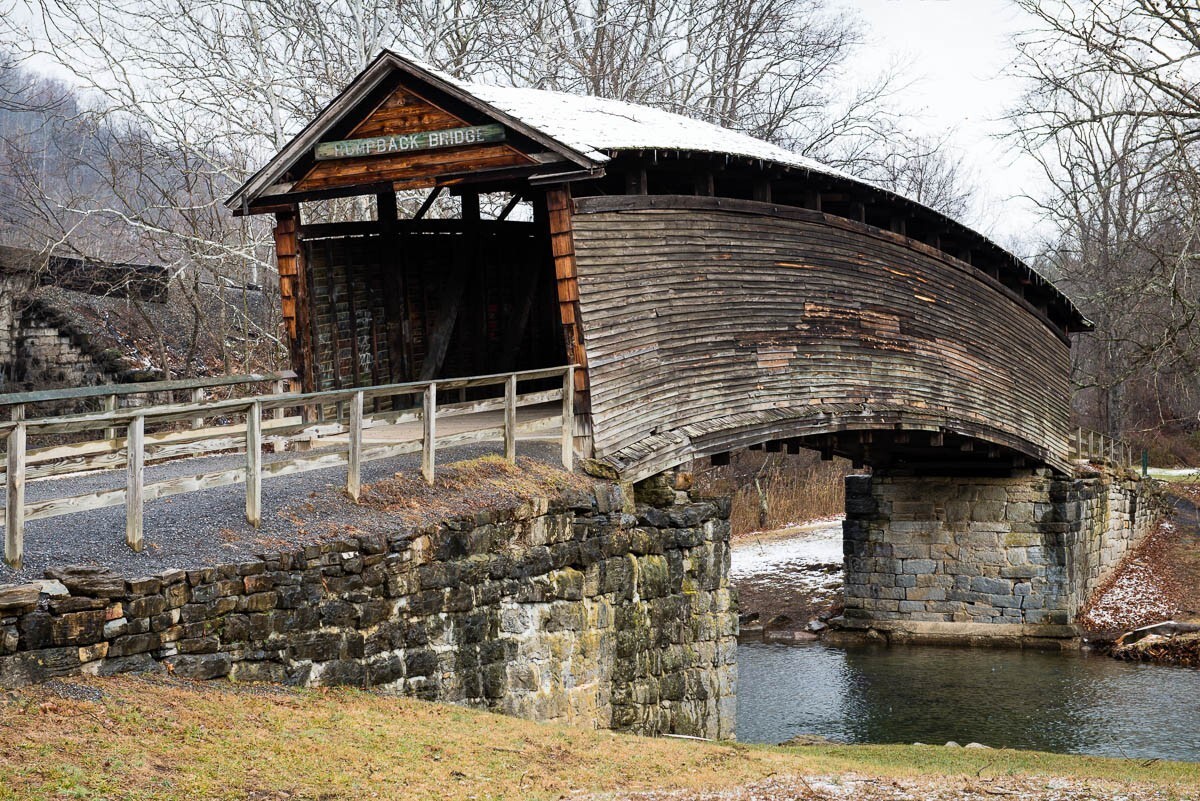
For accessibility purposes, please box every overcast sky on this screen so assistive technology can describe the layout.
[848,0,1047,249]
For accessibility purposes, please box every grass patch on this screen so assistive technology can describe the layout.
[0,675,1196,800]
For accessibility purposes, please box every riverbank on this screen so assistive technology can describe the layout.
[730,519,843,641]
[0,674,1196,800]
[1083,484,1200,664]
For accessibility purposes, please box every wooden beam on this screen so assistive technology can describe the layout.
[752,177,771,203]
[561,366,575,471]
[421,383,436,484]
[246,401,262,526]
[413,186,443,220]
[347,392,362,501]
[5,424,25,568]
[504,374,517,462]
[125,415,144,552]
[275,208,314,392]
[625,166,647,195]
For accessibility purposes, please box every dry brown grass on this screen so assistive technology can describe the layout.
[0,675,1196,801]
[359,454,594,527]
[694,450,852,536]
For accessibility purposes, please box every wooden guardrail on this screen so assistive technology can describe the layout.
[1069,427,1133,468]
[0,371,298,439]
[0,365,575,569]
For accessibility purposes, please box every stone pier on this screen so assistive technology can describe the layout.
[840,470,1159,643]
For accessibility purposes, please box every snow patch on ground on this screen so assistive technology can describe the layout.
[1079,520,1180,632]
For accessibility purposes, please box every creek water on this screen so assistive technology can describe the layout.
[732,525,1200,762]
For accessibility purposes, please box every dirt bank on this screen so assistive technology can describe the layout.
[731,520,844,641]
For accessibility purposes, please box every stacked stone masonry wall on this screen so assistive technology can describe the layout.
[0,484,737,739]
[843,471,1158,627]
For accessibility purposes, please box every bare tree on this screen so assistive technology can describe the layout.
[1010,1,1200,447]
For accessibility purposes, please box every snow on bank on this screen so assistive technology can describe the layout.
[1079,520,1180,632]
[731,519,843,586]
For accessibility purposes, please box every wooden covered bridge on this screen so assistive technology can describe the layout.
[228,50,1089,484]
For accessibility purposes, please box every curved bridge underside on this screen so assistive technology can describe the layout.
[570,196,1074,482]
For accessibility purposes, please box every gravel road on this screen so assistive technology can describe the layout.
[0,440,563,583]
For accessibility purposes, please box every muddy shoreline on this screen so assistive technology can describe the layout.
[731,519,844,643]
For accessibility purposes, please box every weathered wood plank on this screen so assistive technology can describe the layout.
[422,383,436,484]
[348,391,363,501]
[246,401,262,528]
[126,416,145,552]
[504,374,517,462]
[5,424,24,568]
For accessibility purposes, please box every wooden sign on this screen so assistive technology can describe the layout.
[314,124,506,161]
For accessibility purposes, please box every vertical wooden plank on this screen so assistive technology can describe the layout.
[191,387,205,429]
[504,373,517,463]
[422,383,436,485]
[245,401,262,528]
[561,366,575,472]
[348,390,363,501]
[275,208,315,392]
[272,379,286,420]
[126,415,145,552]
[103,394,117,440]
[5,423,25,569]
[10,404,24,422]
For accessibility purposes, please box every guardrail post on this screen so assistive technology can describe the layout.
[5,423,25,569]
[348,391,363,501]
[561,366,575,471]
[272,379,286,420]
[10,404,24,422]
[189,387,205,429]
[246,401,262,528]
[422,383,436,485]
[103,394,117,440]
[504,373,517,463]
[126,414,145,552]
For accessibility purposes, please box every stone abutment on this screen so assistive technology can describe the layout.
[0,479,737,739]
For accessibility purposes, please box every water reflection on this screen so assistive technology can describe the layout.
[738,641,1200,762]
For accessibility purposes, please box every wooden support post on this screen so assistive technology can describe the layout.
[5,423,25,569]
[245,402,262,527]
[561,366,575,471]
[10,404,24,422]
[504,373,517,463]
[272,379,286,420]
[625,166,648,195]
[191,387,205,429]
[103,394,117,440]
[348,391,363,501]
[422,383,436,485]
[126,415,145,552]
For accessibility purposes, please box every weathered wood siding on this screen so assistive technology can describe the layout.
[570,196,1073,479]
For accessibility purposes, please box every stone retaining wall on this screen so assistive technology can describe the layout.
[0,481,737,739]
[842,470,1159,631]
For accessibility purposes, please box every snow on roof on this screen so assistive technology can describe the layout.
[450,79,855,181]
